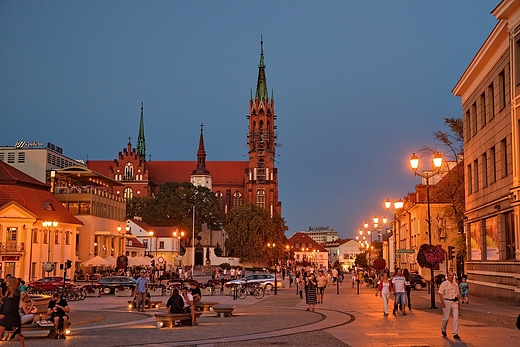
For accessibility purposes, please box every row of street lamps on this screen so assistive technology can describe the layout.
[360,152,443,309]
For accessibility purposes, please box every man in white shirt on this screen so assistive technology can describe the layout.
[391,269,407,315]
[438,271,461,339]
[181,287,197,325]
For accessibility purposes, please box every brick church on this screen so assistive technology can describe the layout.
[87,40,281,217]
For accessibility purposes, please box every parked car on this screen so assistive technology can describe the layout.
[98,276,137,294]
[409,273,426,290]
[225,273,279,289]
[30,277,72,291]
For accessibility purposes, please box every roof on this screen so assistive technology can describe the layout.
[131,219,180,238]
[0,162,83,225]
[287,232,327,252]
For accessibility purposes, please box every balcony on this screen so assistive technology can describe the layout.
[0,241,25,252]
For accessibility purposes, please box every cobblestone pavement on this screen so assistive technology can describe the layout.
[8,278,519,347]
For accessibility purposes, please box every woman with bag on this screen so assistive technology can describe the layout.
[376,272,393,316]
[305,273,318,311]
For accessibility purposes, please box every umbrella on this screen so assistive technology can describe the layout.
[136,256,152,266]
[80,256,109,267]
[127,256,143,267]
[104,256,117,267]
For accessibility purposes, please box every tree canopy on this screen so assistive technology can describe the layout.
[224,202,288,264]
[126,182,223,238]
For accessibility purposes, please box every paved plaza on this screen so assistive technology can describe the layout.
[11,277,520,347]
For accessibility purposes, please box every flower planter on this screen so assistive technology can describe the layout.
[86,287,101,297]
[115,288,134,297]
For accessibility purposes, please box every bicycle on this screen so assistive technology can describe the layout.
[229,282,265,299]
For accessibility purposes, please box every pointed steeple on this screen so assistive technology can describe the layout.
[137,102,146,160]
[192,123,210,176]
[255,36,268,101]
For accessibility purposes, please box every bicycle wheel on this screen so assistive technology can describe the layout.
[78,288,87,300]
[253,287,265,299]
[238,288,247,299]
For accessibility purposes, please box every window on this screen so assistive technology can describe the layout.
[66,232,70,245]
[17,152,25,163]
[480,92,487,128]
[515,33,520,86]
[124,163,133,180]
[471,102,477,136]
[490,146,496,183]
[473,159,479,192]
[216,191,224,210]
[465,109,471,141]
[32,229,38,243]
[54,231,59,244]
[0,152,4,162]
[498,70,507,110]
[143,240,148,249]
[485,216,499,260]
[500,137,508,178]
[506,212,516,260]
[7,152,14,163]
[467,163,473,195]
[159,241,164,249]
[232,192,243,207]
[488,83,495,120]
[256,189,266,208]
[124,187,133,200]
[482,152,488,188]
[469,222,482,260]
[44,231,48,244]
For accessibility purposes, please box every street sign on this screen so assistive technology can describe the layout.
[396,249,415,254]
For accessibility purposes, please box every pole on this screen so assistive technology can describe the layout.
[274,252,278,295]
[192,205,195,275]
[426,173,437,309]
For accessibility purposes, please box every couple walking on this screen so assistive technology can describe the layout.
[375,269,409,316]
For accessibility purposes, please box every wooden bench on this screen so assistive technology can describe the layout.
[5,321,71,340]
[128,300,162,309]
[194,301,219,312]
[213,304,235,317]
[154,312,202,328]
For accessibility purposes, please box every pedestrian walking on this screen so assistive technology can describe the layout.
[438,271,461,339]
[403,269,412,311]
[376,272,393,316]
[459,277,469,304]
[134,270,149,312]
[305,273,317,311]
[392,268,407,315]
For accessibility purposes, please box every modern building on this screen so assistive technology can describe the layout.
[0,162,82,281]
[0,141,85,183]
[453,0,520,303]
[87,40,282,222]
[303,226,339,244]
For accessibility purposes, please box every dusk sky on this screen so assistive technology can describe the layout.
[0,1,498,239]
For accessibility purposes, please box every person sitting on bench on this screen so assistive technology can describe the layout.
[47,293,70,339]
[180,287,197,325]
[166,288,184,314]
[18,293,35,324]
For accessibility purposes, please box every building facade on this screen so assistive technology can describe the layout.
[303,226,340,244]
[453,0,520,304]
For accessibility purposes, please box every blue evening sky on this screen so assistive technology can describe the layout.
[0,1,498,239]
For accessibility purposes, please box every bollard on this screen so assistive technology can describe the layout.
[356,280,360,295]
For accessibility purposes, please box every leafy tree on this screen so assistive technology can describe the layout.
[214,242,223,257]
[224,203,288,263]
[372,258,386,272]
[355,252,367,268]
[126,182,224,239]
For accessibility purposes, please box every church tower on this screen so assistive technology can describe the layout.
[246,38,281,216]
[190,123,212,189]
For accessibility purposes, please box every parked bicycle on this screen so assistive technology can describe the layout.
[228,282,265,299]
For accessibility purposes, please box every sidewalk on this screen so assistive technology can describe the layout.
[21,276,520,347]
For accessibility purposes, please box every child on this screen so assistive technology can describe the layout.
[460,277,469,304]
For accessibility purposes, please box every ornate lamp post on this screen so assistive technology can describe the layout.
[409,152,443,309]
[385,198,404,273]
[42,221,58,274]
[267,243,278,295]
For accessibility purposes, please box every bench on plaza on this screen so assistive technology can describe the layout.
[5,320,72,340]
[128,300,162,309]
[154,312,202,328]
[194,301,219,312]
[213,304,235,317]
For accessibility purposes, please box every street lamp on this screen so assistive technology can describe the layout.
[384,198,404,273]
[148,231,154,256]
[42,221,58,262]
[409,152,443,309]
[267,243,278,295]
[364,216,388,242]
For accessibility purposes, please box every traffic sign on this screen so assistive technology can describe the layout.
[396,249,415,254]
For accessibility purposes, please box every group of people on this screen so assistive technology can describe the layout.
[375,268,467,340]
[165,282,201,326]
[0,275,70,346]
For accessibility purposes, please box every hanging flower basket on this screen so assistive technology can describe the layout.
[417,244,445,268]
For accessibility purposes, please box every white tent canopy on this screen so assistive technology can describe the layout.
[80,256,109,267]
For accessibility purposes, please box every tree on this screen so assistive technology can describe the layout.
[372,258,386,272]
[214,242,223,257]
[126,182,224,239]
[354,253,367,268]
[224,203,288,264]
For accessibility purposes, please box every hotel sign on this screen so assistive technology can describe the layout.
[14,141,44,149]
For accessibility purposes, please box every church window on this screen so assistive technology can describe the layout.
[256,189,266,208]
[124,187,133,200]
[216,191,224,210]
[232,192,243,208]
[125,163,133,180]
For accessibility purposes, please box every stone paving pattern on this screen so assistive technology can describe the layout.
[11,277,520,347]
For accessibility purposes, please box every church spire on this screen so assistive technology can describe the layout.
[137,102,146,160]
[192,123,210,175]
[255,36,268,101]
